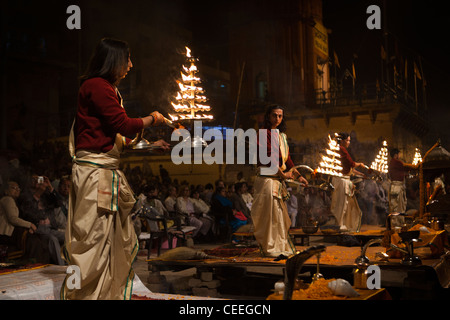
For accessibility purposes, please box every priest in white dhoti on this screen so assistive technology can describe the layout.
[330,133,366,232]
[251,105,308,258]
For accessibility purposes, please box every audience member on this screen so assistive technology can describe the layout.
[51,176,70,232]
[176,185,212,240]
[19,174,65,265]
[191,190,215,240]
[241,182,253,211]
[191,190,211,217]
[202,183,214,204]
[214,179,225,192]
[136,184,169,217]
[164,185,178,213]
[226,184,235,198]
[229,182,252,223]
[210,186,247,241]
[135,183,175,233]
[0,180,37,249]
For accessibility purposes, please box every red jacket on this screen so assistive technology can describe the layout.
[388,158,409,181]
[75,77,143,153]
[339,145,355,175]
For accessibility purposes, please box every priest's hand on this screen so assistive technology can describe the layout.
[152,139,171,152]
[298,175,308,187]
[149,111,165,126]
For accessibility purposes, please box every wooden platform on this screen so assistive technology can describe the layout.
[147,244,450,299]
[233,225,386,246]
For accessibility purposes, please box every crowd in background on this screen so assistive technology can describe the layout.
[0,141,421,263]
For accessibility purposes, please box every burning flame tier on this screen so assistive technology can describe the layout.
[412,148,422,166]
[316,134,343,177]
[370,140,388,173]
[169,47,213,122]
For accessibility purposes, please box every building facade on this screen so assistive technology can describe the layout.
[227,0,429,168]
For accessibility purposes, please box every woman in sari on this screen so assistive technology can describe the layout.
[61,38,169,300]
[251,105,308,258]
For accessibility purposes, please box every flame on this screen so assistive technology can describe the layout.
[175,91,207,102]
[181,72,200,82]
[170,46,213,121]
[370,140,388,173]
[169,113,213,121]
[412,148,422,165]
[183,65,198,73]
[171,102,190,111]
[177,80,204,94]
[315,134,344,177]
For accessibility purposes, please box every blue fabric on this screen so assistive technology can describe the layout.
[214,194,232,207]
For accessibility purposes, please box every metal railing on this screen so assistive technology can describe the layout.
[313,81,427,117]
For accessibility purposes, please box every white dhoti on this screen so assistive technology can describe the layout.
[389,181,407,213]
[330,176,362,232]
[251,175,295,257]
[61,129,138,300]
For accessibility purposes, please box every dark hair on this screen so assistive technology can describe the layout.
[191,190,199,197]
[215,186,226,194]
[205,183,213,190]
[141,183,156,194]
[234,182,244,193]
[263,104,287,132]
[390,148,400,158]
[336,132,350,145]
[215,179,224,187]
[80,38,130,86]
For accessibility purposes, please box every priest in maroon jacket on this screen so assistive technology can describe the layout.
[61,38,169,300]
[388,148,416,213]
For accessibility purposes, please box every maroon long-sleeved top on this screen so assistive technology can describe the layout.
[339,145,356,175]
[74,77,143,153]
[388,158,409,181]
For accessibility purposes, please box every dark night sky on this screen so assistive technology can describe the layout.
[3,1,449,144]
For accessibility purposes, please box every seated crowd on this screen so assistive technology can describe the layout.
[131,179,255,246]
[1,154,341,264]
[0,173,70,265]
[0,156,259,263]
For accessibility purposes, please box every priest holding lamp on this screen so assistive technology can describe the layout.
[330,132,366,232]
[388,148,417,214]
[61,38,169,300]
